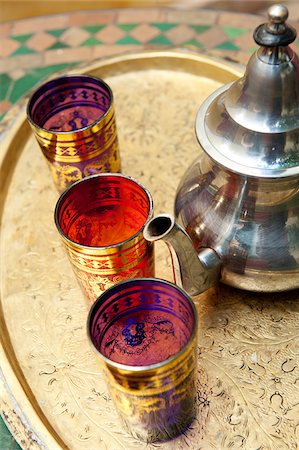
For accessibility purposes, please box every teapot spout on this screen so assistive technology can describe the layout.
[143,214,221,297]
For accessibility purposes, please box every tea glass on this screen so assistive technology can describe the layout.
[87,278,198,443]
[27,74,120,193]
[54,173,155,304]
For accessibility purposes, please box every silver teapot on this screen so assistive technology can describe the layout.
[144,4,299,296]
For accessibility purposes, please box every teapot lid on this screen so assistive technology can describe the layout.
[195,4,299,178]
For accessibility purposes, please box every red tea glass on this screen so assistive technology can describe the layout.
[54,174,155,304]
[27,74,120,193]
[87,278,198,443]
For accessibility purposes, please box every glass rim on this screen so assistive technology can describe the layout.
[86,277,198,373]
[54,173,154,250]
[26,73,114,135]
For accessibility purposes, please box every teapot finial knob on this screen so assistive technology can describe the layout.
[267,4,288,32]
[254,4,296,46]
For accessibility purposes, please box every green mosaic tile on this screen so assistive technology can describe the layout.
[116,36,141,45]
[80,37,103,46]
[148,35,173,45]
[47,41,70,50]
[33,63,78,79]
[11,45,36,56]
[9,73,41,103]
[151,23,177,32]
[9,63,76,104]
[222,26,248,38]
[0,417,22,450]
[83,24,105,34]
[191,24,211,34]
[11,33,33,43]
[183,39,204,48]
[0,73,12,100]
[215,40,240,51]
[118,24,138,32]
[47,28,67,38]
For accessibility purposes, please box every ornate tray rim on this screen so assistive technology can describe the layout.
[0,48,244,450]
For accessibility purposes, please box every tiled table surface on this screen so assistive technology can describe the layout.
[1,6,298,122]
[0,5,299,449]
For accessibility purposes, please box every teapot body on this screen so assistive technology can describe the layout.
[143,5,299,295]
[174,152,299,291]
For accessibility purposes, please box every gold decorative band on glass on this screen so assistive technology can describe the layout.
[65,237,150,274]
[27,74,121,193]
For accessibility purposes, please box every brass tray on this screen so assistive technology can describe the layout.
[1,49,299,450]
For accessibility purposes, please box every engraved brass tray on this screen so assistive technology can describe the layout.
[1,49,299,450]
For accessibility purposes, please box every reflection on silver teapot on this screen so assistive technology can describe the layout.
[144,4,299,295]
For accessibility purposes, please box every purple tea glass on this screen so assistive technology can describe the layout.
[87,278,198,443]
[27,74,120,193]
[54,173,155,304]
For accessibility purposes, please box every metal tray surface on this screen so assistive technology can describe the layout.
[1,49,299,450]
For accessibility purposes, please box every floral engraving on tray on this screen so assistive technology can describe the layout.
[21,301,141,448]
[194,285,299,450]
